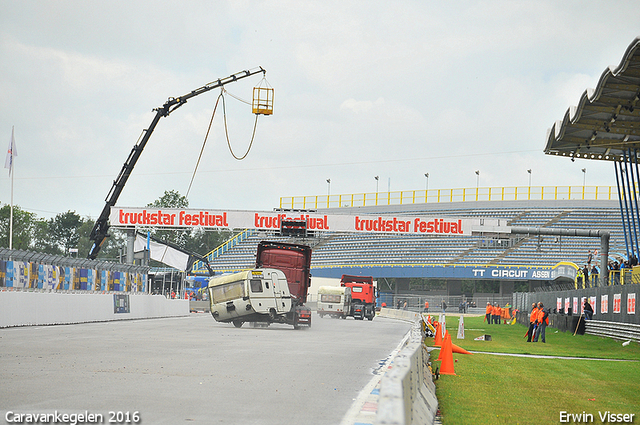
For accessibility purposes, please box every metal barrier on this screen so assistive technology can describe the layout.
[375,308,438,425]
[585,320,640,342]
[281,185,619,209]
[514,284,639,325]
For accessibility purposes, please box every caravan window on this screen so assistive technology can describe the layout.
[250,279,263,293]
[321,294,341,303]
[210,280,245,303]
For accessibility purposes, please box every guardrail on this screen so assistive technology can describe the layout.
[375,308,438,425]
[585,320,640,342]
[281,185,619,209]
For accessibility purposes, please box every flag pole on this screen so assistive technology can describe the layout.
[6,126,17,250]
[9,154,13,250]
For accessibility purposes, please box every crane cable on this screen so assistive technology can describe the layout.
[221,89,259,161]
[186,89,259,198]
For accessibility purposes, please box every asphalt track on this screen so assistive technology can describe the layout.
[0,313,412,425]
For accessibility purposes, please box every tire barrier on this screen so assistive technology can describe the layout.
[584,320,640,343]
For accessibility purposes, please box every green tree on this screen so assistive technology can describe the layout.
[147,190,189,209]
[0,204,36,249]
[145,190,190,248]
[49,210,83,254]
[32,219,61,254]
[184,228,232,256]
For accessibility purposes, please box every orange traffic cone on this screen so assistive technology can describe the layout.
[450,343,473,355]
[436,340,445,361]
[437,330,452,361]
[439,333,456,375]
[434,322,443,347]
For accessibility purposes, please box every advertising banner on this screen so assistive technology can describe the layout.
[601,294,609,314]
[109,207,480,236]
[628,293,636,315]
[613,293,622,314]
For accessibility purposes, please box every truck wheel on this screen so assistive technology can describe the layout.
[233,320,243,328]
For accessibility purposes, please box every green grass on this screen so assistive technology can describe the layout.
[431,316,640,424]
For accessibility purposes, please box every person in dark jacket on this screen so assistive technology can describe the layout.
[583,299,594,320]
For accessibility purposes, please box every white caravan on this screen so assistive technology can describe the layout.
[208,268,292,328]
[317,286,351,319]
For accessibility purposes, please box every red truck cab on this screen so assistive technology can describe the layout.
[256,241,312,328]
[340,275,376,321]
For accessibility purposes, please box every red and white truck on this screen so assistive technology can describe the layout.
[256,241,312,328]
[341,275,377,321]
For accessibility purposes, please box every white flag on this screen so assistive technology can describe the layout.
[4,127,17,175]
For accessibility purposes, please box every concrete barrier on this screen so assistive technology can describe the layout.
[189,300,210,312]
[375,308,438,425]
[0,290,189,328]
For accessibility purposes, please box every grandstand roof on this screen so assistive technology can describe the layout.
[544,37,640,162]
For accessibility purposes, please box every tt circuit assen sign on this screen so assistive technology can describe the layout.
[109,207,482,236]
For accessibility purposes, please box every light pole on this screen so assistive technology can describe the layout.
[425,173,429,192]
[326,179,331,196]
[375,175,379,193]
[581,168,586,187]
[475,170,480,189]
[527,169,532,187]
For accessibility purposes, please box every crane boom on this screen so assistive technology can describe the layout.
[88,67,266,259]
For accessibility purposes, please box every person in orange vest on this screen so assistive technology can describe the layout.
[492,303,500,324]
[502,303,511,324]
[527,302,537,342]
[423,300,429,313]
[485,302,492,323]
[533,302,549,343]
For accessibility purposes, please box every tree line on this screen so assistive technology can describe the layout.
[0,190,231,262]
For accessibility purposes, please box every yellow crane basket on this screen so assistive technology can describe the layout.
[252,83,274,115]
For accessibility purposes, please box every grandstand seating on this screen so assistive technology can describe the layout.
[204,200,625,274]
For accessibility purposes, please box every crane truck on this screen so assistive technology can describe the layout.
[341,275,377,320]
[87,67,266,259]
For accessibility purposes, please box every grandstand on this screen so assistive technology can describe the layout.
[201,195,624,277]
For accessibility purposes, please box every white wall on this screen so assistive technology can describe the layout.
[0,291,189,328]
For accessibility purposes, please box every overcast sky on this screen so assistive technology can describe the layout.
[1,1,639,220]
